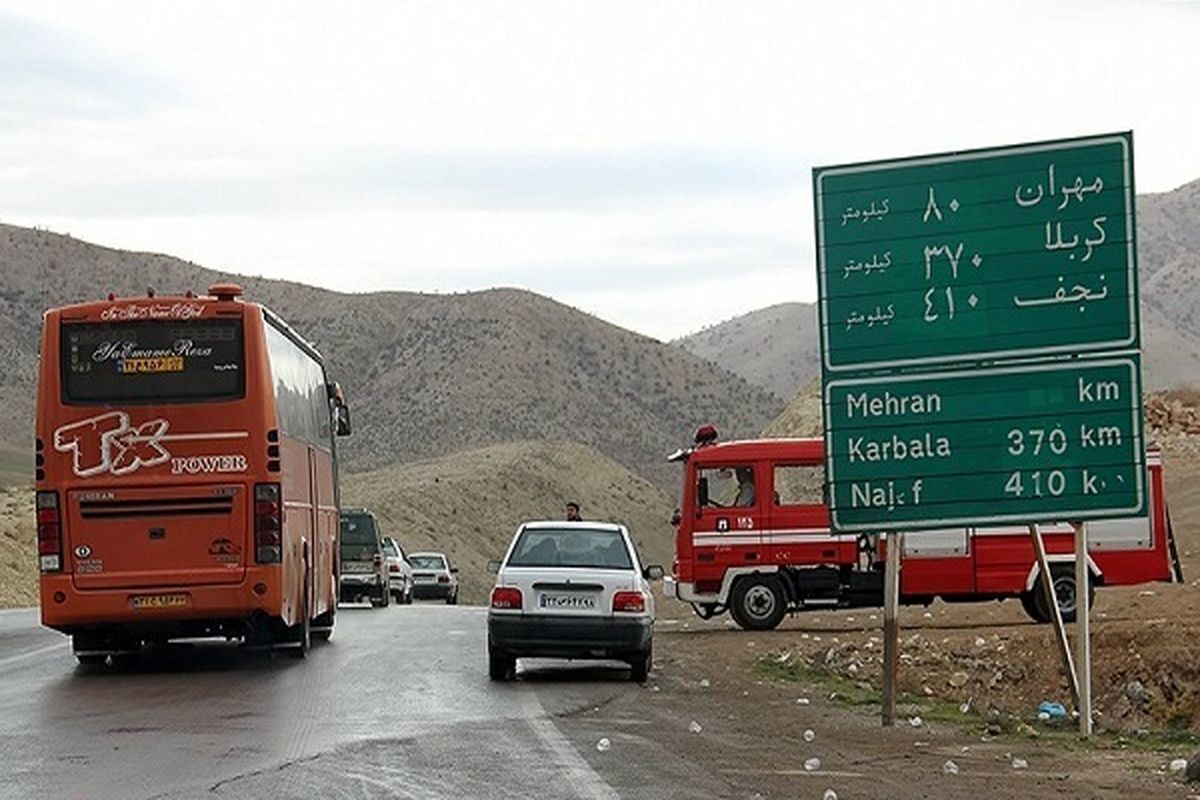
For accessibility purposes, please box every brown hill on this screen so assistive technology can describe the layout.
[0,487,36,609]
[676,179,1200,397]
[0,440,678,609]
[343,439,677,605]
[674,302,818,403]
[0,223,781,489]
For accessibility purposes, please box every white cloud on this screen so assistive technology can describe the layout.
[1,0,1197,340]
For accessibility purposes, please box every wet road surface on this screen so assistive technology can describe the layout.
[0,604,722,800]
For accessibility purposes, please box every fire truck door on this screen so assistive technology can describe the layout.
[693,465,762,562]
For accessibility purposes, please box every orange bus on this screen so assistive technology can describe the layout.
[36,283,351,663]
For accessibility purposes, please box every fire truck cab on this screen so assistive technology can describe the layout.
[665,426,1178,630]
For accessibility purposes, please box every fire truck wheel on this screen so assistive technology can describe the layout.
[1031,566,1094,624]
[1019,591,1047,623]
[730,575,787,631]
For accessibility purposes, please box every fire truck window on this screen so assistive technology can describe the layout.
[697,467,753,508]
[773,465,824,506]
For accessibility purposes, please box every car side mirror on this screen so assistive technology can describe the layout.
[334,403,352,437]
[450,566,459,574]
[643,564,664,581]
[486,560,501,574]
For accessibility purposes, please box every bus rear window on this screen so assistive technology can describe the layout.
[61,319,245,404]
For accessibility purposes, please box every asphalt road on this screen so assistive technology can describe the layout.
[0,604,721,800]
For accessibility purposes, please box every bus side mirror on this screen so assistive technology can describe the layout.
[334,403,352,437]
[698,477,709,508]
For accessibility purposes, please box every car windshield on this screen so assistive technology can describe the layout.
[340,514,378,560]
[507,528,633,570]
[409,555,446,570]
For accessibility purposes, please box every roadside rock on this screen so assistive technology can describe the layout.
[1185,751,1200,783]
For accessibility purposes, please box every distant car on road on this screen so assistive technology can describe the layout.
[339,509,390,607]
[409,552,459,604]
[380,536,414,604]
[486,521,663,682]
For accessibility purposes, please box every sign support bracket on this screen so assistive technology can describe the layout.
[881,531,902,727]
[1029,522,1080,710]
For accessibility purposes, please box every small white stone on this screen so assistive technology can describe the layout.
[1012,757,1029,770]
[1170,758,1188,773]
[595,738,611,753]
[943,760,959,775]
[804,757,821,772]
[689,720,703,734]
[803,729,815,743]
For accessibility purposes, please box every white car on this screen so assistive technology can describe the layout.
[380,536,413,604]
[486,521,663,682]
[409,552,460,604]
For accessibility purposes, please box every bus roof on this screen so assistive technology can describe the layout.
[48,284,327,366]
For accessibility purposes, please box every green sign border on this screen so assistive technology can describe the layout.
[823,357,1145,532]
[814,132,1139,374]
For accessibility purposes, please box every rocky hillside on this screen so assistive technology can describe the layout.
[0,224,781,489]
[343,439,677,605]
[674,303,818,403]
[0,440,676,609]
[0,488,36,609]
[676,178,1200,398]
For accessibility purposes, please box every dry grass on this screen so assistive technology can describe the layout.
[0,487,36,609]
[344,439,676,605]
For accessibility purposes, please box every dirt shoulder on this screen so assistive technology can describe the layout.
[592,601,1198,799]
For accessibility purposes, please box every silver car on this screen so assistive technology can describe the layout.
[409,552,459,604]
[381,536,413,604]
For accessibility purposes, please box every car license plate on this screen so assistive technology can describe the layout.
[538,592,598,610]
[413,575,435,583]
[130,593,190,610]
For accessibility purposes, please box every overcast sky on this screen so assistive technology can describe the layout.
[2,1,1197,340]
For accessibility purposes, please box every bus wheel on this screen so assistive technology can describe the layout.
[730,575,787,631]
[291,570,312,658]
[312,607,335,642]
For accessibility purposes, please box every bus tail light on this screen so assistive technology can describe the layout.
[491,587,522,610]
[36,491,62,573]
[254,483,282,564]
[613,591,647,613]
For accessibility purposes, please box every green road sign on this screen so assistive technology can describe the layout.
[814,133,1138,374]
[824,358,1144,531]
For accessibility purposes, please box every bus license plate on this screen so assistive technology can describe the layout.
[538,593,597,610]
[130,593,190,610]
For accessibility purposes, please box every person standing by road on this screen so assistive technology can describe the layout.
[566,501,582,521]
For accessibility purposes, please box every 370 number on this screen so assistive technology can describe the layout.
[1006,427,1068,456]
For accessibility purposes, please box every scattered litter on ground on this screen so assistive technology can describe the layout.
[804,757,821,772]
[595,738,611,753]
[942,760,959,775]
[1012,757,1028,770]
[689,720,703,734]
[803,729,815,742]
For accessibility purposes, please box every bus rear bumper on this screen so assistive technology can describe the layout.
[38,574,282,636]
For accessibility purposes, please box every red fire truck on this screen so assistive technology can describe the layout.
[664,427,1180,630]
